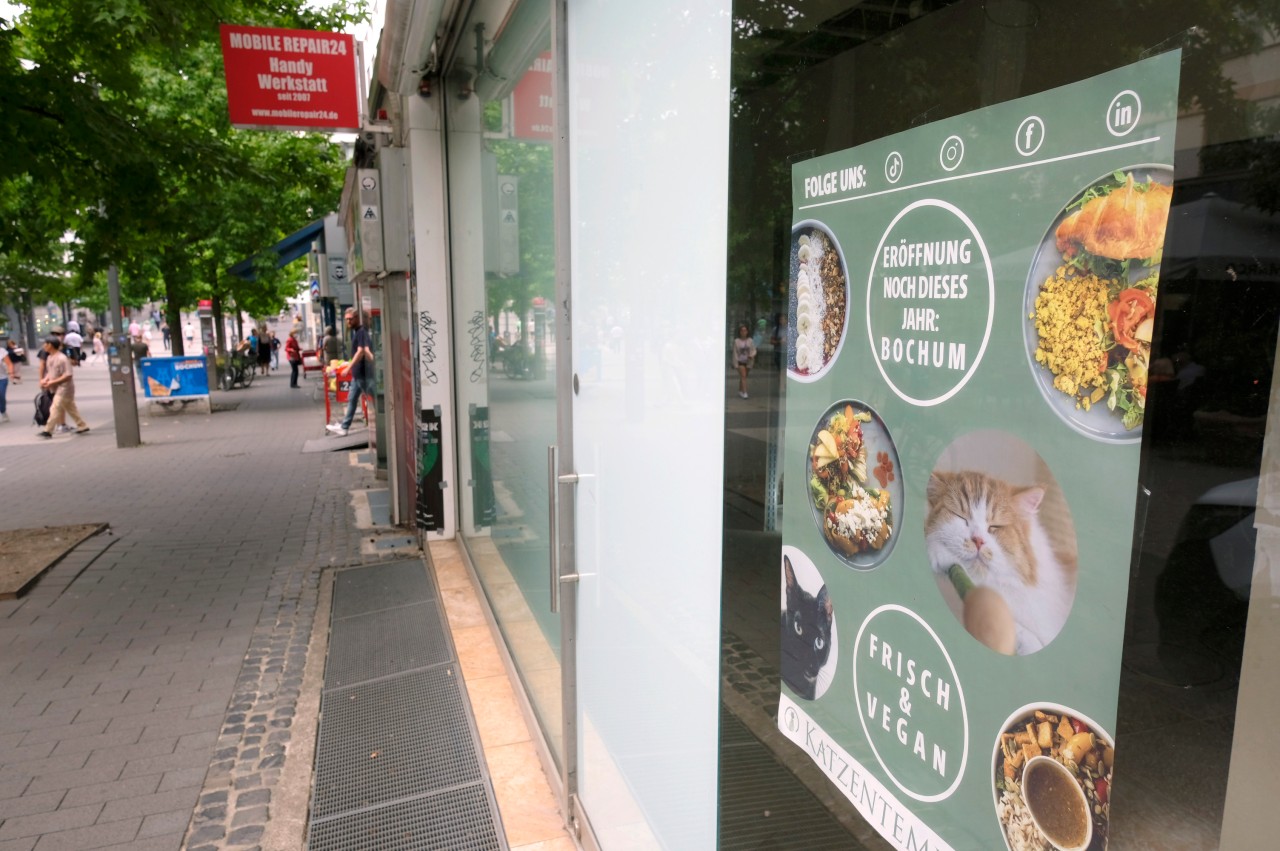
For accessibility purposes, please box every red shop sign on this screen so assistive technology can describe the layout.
[511,52,553,142]
[220,24,361,132]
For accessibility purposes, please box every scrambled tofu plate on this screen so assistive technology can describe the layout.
[1025,168,1172,440]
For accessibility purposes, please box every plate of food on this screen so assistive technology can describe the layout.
[993,703,1114,851]
[806,399,902,569]
[1024,167,1173,442]
[789,220,849,382]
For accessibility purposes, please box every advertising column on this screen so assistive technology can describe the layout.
[778,53,1180,850]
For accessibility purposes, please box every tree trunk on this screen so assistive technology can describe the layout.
[23,291,37,348]
[165,286,185,356]
[212,293,227,354]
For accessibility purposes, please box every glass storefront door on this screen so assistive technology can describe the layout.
[453,45,566,777]
[563,1,731,847]
[457,1,732,846]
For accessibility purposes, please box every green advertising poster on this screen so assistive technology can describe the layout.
[778,52,1180,851]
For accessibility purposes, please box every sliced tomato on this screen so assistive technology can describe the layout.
[1109,288,1155,351]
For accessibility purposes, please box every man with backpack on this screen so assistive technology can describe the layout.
[36,326,62,383]
[37,337,88,438]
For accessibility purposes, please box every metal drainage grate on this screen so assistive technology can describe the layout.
[332,561,435,621]
[310,558,507,851]
[308,785,503,851]
[324,602,451,689]
[312,665,483,820]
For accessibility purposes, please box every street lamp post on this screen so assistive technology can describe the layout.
[107,265,141,448]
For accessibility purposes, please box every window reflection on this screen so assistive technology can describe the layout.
[459,86,564,766]
[721,1,1280,847]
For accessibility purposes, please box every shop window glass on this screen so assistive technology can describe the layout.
[455,56,563,768]
[721,1,1280,847]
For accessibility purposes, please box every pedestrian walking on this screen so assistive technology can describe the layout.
[0,337,20,423]
[130,334,150,390]
[256,329,272,376]
[321,325,342,364]
[37,337,89,438]
[269,331,281,371]
[129,319,142,338]
[733,323,756,399]
[326,309,373,436]
[90,332,105,363]
[184,321,195,348]
[161,322,170,349]
[4,339,24,369]
[63,321,84,365]
[285,330,302,388]
[37,326,63,383]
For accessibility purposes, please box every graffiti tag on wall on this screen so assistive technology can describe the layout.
[417,310,438,385]
[467,311,486,383]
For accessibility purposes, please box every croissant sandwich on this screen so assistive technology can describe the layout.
[1055,174,1172,260]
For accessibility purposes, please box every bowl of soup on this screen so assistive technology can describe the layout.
[992,703,1114,851]
[1022,756,1092,851]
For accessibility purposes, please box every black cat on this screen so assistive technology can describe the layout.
[781,556,833,700]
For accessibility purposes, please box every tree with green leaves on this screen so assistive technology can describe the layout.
[483,130,555,346]
[0,0,365,349]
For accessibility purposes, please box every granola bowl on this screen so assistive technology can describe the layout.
[788,220,849,383]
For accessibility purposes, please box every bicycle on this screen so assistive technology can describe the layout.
[495,343,532,378]
[220,351,256,390]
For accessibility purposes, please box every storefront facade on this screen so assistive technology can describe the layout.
[370,0,1280,847]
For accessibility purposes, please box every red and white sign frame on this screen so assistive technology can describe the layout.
[220,24,362,132]
[511,52,553,142]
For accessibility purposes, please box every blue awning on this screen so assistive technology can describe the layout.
[228,219,324,281]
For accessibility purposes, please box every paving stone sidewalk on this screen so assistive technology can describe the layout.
[0,370,387,850]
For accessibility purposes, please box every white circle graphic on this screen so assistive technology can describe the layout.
[865,199,995,407]
[853,604,969,802]
[885,151,904,184]
[939,135,964,172]
[1015,116,1045,157]
[1106,89,1142,136]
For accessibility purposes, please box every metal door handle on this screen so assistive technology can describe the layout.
[548,445,580,613]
